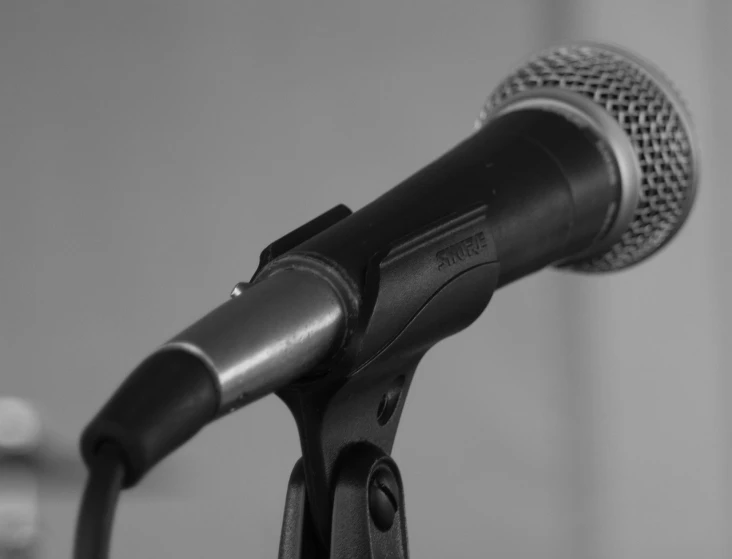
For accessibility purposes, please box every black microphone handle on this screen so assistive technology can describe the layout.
[287,109,619,288]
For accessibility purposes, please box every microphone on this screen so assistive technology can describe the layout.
[79,43,698,488]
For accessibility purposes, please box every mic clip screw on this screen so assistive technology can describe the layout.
[229,282,250,299]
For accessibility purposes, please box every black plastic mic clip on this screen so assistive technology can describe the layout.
[259,203,500,558]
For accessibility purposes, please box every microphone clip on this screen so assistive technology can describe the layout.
[261,203,500,558]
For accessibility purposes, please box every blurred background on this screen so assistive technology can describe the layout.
[1,0,729,557]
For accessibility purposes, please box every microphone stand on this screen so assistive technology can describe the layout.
[278,448,407,559]
[250,204,501,558]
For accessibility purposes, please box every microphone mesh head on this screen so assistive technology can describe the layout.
[482,43,698,272]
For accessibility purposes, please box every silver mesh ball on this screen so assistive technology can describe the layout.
[482,44,698,272]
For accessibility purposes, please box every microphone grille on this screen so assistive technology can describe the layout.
[482,43,698,272]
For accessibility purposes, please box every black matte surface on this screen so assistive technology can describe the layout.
[73,443,125,559]
[80,350,220,487]
[289,110,615,288]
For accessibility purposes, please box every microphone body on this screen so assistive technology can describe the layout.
[286,109,617,289]
[79,109,615,484]
[79,43,698,493]
[163,107,618,416]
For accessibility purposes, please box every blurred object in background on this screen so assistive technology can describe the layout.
[0,397,185,558]
[0,397,41,559]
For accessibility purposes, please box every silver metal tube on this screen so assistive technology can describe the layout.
[160,269,346,414]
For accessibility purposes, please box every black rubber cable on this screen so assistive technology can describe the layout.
[73,443,126,559]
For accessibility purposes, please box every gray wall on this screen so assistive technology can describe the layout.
[0,1,728,557]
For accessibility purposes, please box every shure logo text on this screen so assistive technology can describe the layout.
[436,232,488,270]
